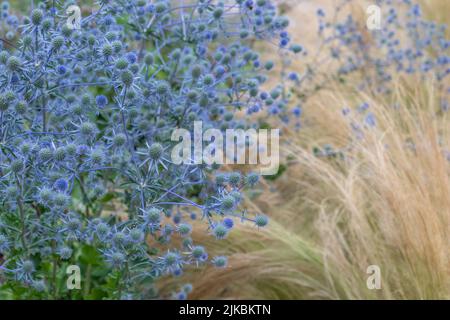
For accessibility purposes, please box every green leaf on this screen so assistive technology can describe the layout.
[79,244,102,266]
[100,192,115,203]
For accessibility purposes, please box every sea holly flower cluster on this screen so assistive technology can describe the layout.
[318,0,449,103]
[276,0,450,167]
[0,1,18,41]
[282,0,449,122]
[1,0,444,300]
[0,0,300,299]
[294,1,449,162]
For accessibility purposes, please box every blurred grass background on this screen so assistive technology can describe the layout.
[161,0,450,299]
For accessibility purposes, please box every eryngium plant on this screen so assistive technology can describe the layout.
[0,0,299,299]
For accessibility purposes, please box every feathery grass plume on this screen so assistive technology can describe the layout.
[171,74,449,300]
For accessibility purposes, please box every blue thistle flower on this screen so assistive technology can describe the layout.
[211,256,228,268]
[212,223,229,240]
[223,218,234,229]
[54,178,69,192]
[254,214,269,228]
[95,95,108,108]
